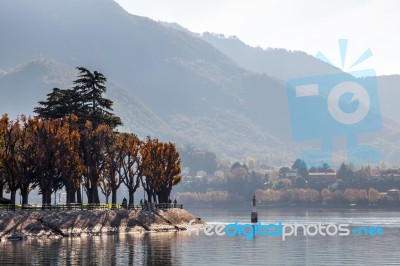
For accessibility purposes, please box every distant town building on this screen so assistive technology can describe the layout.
[279,167,299,180]
[307,171,336,183]
[285,169,299,179]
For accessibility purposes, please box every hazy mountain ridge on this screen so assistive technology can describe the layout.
[0,0,400,165]
[0,0,299,163]
[199,32,341,80]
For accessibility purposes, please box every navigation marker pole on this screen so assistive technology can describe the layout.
[251,194,258,223]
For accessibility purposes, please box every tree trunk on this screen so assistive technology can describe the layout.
[158,192,167,204]
[86,187,93,204]
[157,194,162,204]
[90,186,100,204]
[87,186,92,204]
[77,188,82,204]
[42,189,51,208]
[47,191,52,205]
[69,190,76,204]
[10,189,16,207]
[105,194,109,204]
[66,189,70,204]
[21,187,29,205]
[0,182,3,198]
[152,194,157,204]
[128,189,134,205]
[93,186,100,204]
[42,189,48,205]
[111,187,117,205]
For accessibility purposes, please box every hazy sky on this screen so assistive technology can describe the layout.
[114,0,399,75]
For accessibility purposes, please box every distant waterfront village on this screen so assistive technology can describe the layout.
[176,157,400,207]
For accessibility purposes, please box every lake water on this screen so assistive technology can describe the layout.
[1,207,400,265]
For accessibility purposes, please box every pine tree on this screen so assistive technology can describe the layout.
[73,67,122,128]
[35,88,80,120]
[35,67,122,129]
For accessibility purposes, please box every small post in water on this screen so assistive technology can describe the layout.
[251,194,258,223]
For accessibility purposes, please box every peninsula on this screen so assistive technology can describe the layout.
[0,208,204,241]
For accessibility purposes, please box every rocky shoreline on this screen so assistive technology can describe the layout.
[0,208,205,241]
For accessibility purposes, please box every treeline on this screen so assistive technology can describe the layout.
[177,191,242,203]
[178,188,384,205]
[255,188,382,204]
[0,67,181,206]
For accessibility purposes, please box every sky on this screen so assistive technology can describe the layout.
[114,0,399,75]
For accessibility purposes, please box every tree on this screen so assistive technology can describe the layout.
[118,133,142,205]
[337,163,354,186]
[226,165,249,196]
[0,166,5,199]
[73,67,121,128]
[0,115,19,203]
[368,188,380,203]
[179,145,218,175]
[273,178,292,190]
[99,131,125,205]
[31,118,61,205]
[35,67,122,129]
[292,158,308,178]
[294,176,306,188]
[0,116,38,205]
[0,124,6,199]
[141,138,182,203]
[17,116,41,205]
[321,188,333,202]
[318,162,330,172]
[54,116,84,204]
[80,122,114,204]
[34,88,81,121]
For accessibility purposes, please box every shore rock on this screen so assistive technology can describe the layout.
[0,208,205,241]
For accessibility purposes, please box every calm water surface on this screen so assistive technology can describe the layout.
[1,208,400,265]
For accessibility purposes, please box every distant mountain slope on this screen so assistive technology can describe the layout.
[0,0,297,163]
[199,32,341,80]
[0,0,399,165]
[375,75,400,120]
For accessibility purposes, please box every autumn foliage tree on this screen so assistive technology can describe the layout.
[118,133,142,205]
[141,138,182,203]
[0,115,21,204]
[80,121,113,204]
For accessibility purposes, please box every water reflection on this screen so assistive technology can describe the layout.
[0,232,186,265]
[0,209,399,265]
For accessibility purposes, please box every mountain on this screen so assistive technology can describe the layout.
[199,32,341,81]
[197,31,400,120]
[375,75,400,120]
[0,0,399,165]
[0,0,297,164]
[160,23,341,81]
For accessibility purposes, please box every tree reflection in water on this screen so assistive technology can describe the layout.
[0,232,184,265]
